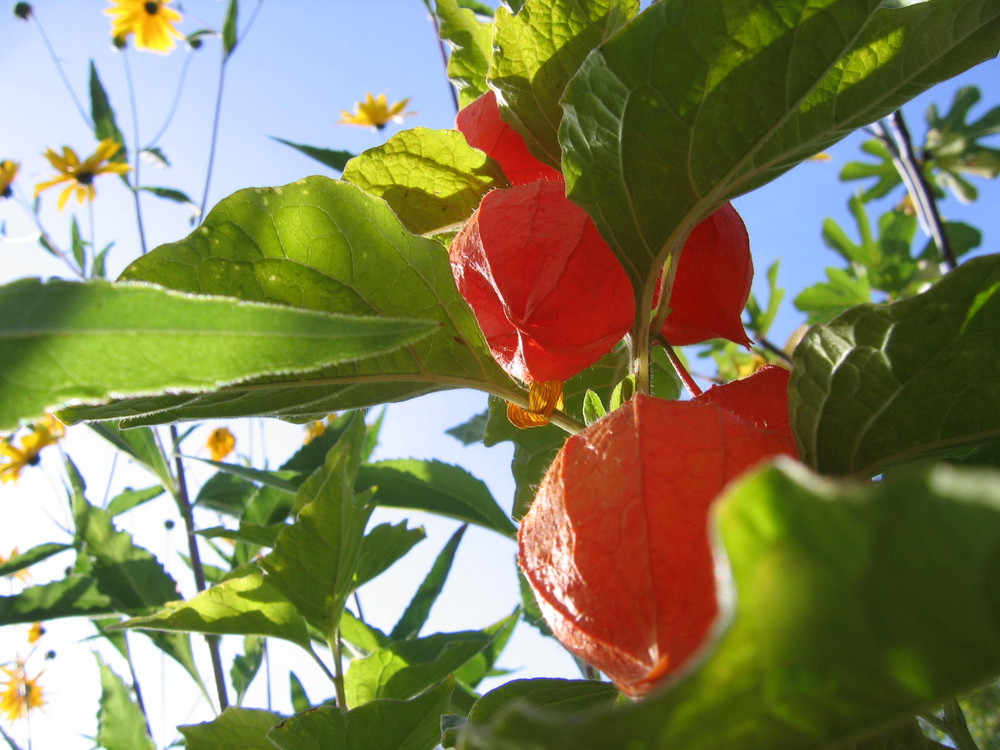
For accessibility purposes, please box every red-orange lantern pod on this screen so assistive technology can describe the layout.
[518,394,797,696]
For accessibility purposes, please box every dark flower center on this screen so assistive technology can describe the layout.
[76,171,94,185]
[145,1,159,14]
[1,186,11,199]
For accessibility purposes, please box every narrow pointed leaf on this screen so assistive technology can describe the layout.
[95,655,155,750]
[488,0,638,167]
[391,524,467,640]
[560,0,1000,306]
[68,177,511,426]
[106,485,165,517]
[358,459,515,538]
[231,636,265,706]
[790,253,1000,476]
[89,61,125,151]
[267,677,454,750]
[0,576,115,624]
[0,543,71,578]
[355,522,426,589]
[0,277,435,430]
[270,137,355,172]
[462,461,1000,749]
[342,128,507,235]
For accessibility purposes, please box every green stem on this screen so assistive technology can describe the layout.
[659,340,702,397]
[121,51,148,255]
[943,699,980,750]
[30,11,91,129]
[328,627,348,710]
[168,424,230,712]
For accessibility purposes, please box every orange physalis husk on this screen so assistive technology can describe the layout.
[507,380,564,429]
[518,394,798,697]
[659,203,754,347]
[692,364,793,440]
[450,180,634,383]
[456,89,562,186]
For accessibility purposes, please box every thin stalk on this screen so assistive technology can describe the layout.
[15,197,85,279]
[147,52,195,146]
[943,699,980,750]
[659,340,702,397]
[328,628,348,709]
[424,6,460,113]
[199,60,229,216]
[168,424,229,712]
[122,632,155,741]
[30,12,91,129]
[121,51,149,255]
[873,112,956,271]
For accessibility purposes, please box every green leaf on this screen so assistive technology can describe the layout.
[267,677,454,750]
[342,128,507,235]
[72,479,180,613]
[260,415,372,631]
[0,576,115,625]
[341,609,391,655]
[181,707,284,750]
[270,137,355,172]
[72,176,511,426]
[188,458,301,493]
[581,390,606,426]
[116,571,312,650]
[0,543,71,579]
[89,61,125,153]
[435,0,494,108]
[461,461,1000,749]
[560,0,1000,311]
[106,485,165,517]
[488,0,639,168]
[358,460,515,538]
[452,610,520,690]
[355,522,426,588]
[790,253,1000,476]
[197,522,286,549]
[461,678,617,736]
[70,215,86,272]
[345,631,492,709]
[793,266,873,325]
[0,277,435,431]
[195,471,256,516]
[839,139,906,201]
[222,0,239,57]
[95,655,154,750]
[231,635,265,706]
[445,410,488,445]
[925,85,1000,200]
[139,185,196,206]
[391,524,467,640]
[289,672,311,714]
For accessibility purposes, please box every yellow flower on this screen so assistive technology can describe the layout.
[207,427,235,462]
[27,623,44,645]
[304,421,327,443]
[0,416,64,484]
[34,139,131,211]
[506,380,565,429]
[105,0,183,54]
[0,549,31,583]
[0,662,45,722]
[0,160,18,199]
[338,93,415,130]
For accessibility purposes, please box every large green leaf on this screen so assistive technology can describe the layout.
[260,415,372,633]
[268,678,454,750]
[560,0,1000,310]
[66,177,513,426]
[180,707,285,750]
[115,571,313,650]
[435,0,494,108]
[342,128,507,235]
[488,0,639,168]
[95,655,155,750]
[461,461,1000,749]
[790,253,1000,476]
[358,459,516,538]
[0,276,434,430]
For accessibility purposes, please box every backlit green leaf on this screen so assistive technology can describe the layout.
[0,277,435,431]
[181,707,284,750]
[96,655,155,750]
[435,0,494,107]
[342,128,507,235]
[791,253,1000,476]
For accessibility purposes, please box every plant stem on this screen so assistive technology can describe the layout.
[328,627,348,710]
[873,111,956,271]
[168,424,230,712]
[943,699,981,750]
[121,51,149,255]
[659,341,702,397]
[423,2,460,113]
[30,11,92,129]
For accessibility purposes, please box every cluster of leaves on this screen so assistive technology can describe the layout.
[2,0,1000,749]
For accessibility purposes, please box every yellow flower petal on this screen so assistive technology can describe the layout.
[506,381,564,429]
[207,427,236,462]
